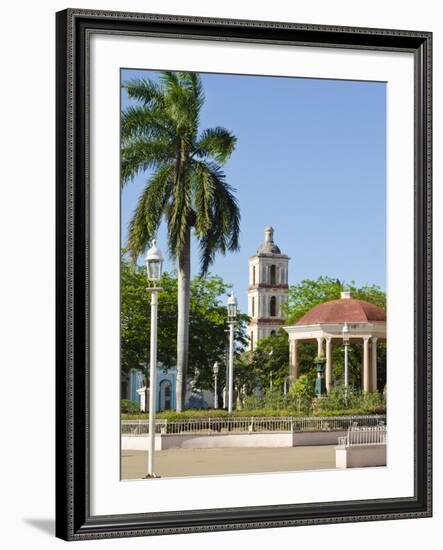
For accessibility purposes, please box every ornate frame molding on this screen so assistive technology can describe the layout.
[56,9,432,541]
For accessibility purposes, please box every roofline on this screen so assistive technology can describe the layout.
[285,321,387,329]
[283,321,387,335]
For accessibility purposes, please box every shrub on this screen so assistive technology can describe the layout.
[288,374,315,413]
[120,399,140,414]
[313,383,386,414]
[243,387,293,411]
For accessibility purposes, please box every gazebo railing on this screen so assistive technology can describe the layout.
[122,414,385,436]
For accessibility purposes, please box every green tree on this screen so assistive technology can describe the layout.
[121,72,240,411]
[121,262,178,376]
[121,261,247,399]
[233,350,262,409]
[289,374,315,413]
[284,276,386,325]
[249,330,289,391]
[284,276,387,391]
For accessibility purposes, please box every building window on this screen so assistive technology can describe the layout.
[270,330,276,337]
[270,264,276,285]
[250,331,254,351]
[252,297,255,317]
[252,266,256,286]
[270,296,276,317]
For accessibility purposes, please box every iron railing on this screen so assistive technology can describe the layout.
[121,414,386,436]
[337,425,387,448]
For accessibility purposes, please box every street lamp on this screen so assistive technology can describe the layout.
[342,322,350,396]
[213,361,219,409]
[226,293,238,413]
[145,239,163,478]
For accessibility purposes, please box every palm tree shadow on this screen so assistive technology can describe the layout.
[24,518,54,536]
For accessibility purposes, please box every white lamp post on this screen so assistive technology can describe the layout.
[342,322,350,398]
[213,361,219,409]
[226,293,238,413]
[145,239,163,478]
[269,349,274,389]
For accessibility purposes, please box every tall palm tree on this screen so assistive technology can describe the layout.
[121,72,240,412]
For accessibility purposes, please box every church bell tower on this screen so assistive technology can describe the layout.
[247,226,290,351]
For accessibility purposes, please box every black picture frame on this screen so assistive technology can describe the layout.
[55,8,432,541]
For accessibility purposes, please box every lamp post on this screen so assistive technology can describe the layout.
[145,239,163,478]
[269,349,274,389]
[342,322,350,400]
[226,293,238,413]
[213,361,219,409]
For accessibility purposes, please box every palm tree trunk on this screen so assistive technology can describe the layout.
[176,225,191,412]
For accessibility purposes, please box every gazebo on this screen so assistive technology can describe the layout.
[284,291,386,393]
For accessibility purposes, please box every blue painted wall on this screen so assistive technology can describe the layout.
[130,367,177,412]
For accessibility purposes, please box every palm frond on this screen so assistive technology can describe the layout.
[178,72,205,124]
[195,127,237,164]
[121,137,175,185]
[161,72,202,140]
[126,164,174,262]
[123,78,164,107]
[190,161,215,235]
[122,72,240,274]
[191,161,240,273]
[121,106,173,142]
[166,175,193,260]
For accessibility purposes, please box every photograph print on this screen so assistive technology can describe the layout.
[119,68,387,480]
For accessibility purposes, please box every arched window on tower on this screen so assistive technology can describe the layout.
[270,296,276,317]
[250,331,254,351]
[252,266,256,286]
[251,297,255,317]
[270,265,276,285]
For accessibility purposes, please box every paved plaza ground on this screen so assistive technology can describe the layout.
[121,445,336,479]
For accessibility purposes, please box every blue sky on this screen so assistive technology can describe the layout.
[121,69,386,313]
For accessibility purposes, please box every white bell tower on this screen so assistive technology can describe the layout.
[247,226,290,350]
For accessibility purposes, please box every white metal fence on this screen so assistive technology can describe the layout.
[337,425,387,448]
[121,415,386,436]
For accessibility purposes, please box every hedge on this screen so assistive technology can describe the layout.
[121,407,385,421]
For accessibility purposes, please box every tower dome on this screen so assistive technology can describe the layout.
[296,292,386,325]
[257,226,281,255]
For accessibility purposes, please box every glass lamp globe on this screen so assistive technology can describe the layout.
[145,239,164,283]
[227,293,238,321]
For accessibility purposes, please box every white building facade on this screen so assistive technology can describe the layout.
[247,226,290,350]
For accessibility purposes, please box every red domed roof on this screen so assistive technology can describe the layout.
[296,295,386,325]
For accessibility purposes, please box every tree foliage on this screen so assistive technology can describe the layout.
[283,276,387,391]
[248,330,289,390]
[284,276,386,325]
[121,71,241,410]
[289,375,316,413]
[121,71,240,272]
[121,260,248,390]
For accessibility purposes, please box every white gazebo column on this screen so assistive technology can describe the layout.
[289,339,299,384]
[371,337,378,392]
[325,337,332,392]
[317,336,324,357]
[363,337,370,392]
